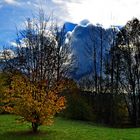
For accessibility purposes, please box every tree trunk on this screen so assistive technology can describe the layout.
[94,45,97,93]
[100,28,103,93]
[32,122,38,133]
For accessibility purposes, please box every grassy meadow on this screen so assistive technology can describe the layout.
[0,115,140,140]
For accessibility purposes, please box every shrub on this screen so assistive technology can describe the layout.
[61,90,95,121]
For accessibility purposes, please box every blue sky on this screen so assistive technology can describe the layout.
[0,0,140,50]
[0,0,68,49]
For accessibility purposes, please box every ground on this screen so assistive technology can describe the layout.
[0,115,140,140]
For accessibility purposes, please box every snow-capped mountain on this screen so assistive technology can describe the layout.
[63,20,118,79]
[63,22,77,33]
[0,19,119,80]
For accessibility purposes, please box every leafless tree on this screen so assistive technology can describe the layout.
[3,10,74,89]
[112,18,140,126]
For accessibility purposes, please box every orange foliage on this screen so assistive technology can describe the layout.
[2,75,67,126]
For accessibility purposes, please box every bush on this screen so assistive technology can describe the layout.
[112,95,129,127]
[0,72,11,114]
[61,90,95,121]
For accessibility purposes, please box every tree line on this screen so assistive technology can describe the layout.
[78,18,140,126]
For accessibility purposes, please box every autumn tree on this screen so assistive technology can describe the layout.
[1,10,75,132]
[1,74,67,132]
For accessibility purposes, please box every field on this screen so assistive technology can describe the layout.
[0,115,140,140]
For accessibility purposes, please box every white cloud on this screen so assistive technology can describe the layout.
[10,41,18,47]
[10,40,27,48]
[0,49,15,59]
[4,0,20,5]
[26,1,31,5]
[52,0,64,4]
[1,0,140,33]
[60,0,140,28]
[52,0,81,4]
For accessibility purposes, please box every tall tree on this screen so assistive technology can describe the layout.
[3,10,73,89]
[114,18,140,126]
[1,10,75,132]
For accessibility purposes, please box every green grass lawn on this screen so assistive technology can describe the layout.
[0,115,140,140]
